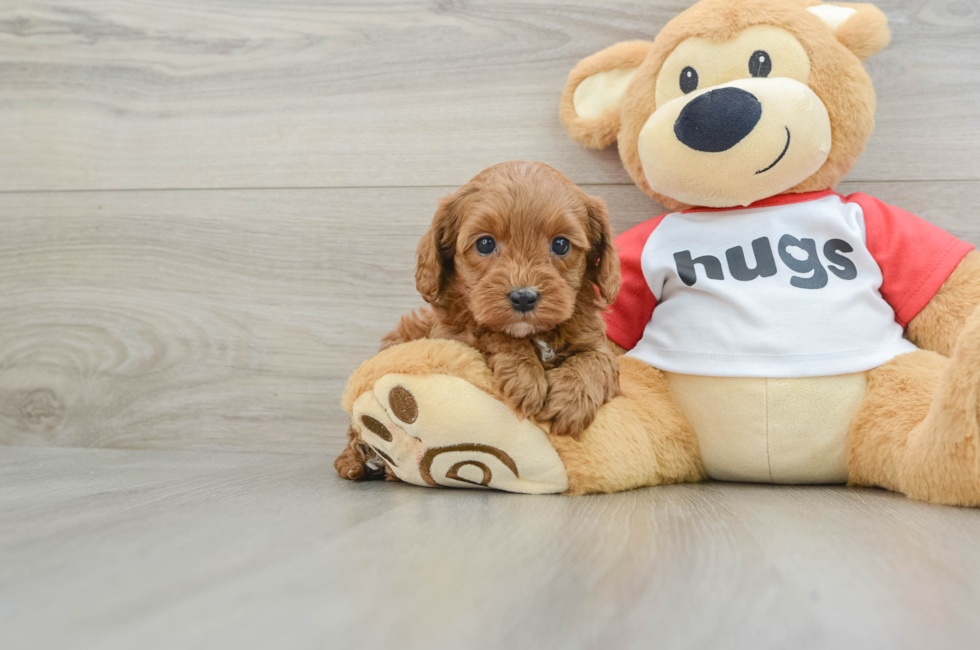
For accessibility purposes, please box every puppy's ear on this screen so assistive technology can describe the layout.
[416,190,467,303]
[560,41,653,150]
[807,3,890,60]
[584,196,622,304]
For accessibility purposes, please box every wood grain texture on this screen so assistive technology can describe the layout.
[1,181,977,452]
[0,186,429,452]
[2,445,980,650]
[1,0,978,192]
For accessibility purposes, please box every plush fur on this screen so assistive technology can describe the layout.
[337,0,980,505]
[560,0,888,210]
[907,250,980,357]
[559,41,652,150]
[551,356,706,495]
[550,0,980,501]
[848,303,980,506]
[832,3,890,60]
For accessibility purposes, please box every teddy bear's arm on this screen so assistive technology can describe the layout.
[907,251,980,356]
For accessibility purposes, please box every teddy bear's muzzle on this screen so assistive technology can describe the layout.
[638,77,832,208]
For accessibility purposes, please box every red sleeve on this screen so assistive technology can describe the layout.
[604,215,666,350]
[846,193,974,327]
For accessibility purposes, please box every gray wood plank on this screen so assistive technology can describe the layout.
[2,445,980,650]
[1,181,978,452]
[1,0,978,192]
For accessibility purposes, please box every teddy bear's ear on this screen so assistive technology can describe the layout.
[560,41,653,149]
[806,3,891,60]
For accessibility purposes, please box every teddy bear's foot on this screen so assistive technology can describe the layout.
[849,306,980,506]
[349,370,568,494]
[341,339,706,495]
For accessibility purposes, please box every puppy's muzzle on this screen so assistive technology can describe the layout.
[674,87,762,153]
[509,288,539,313]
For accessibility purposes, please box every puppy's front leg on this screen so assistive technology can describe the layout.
[482,334,548,419]
[539,344,621,437]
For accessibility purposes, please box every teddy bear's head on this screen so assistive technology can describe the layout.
[560,0,891,210]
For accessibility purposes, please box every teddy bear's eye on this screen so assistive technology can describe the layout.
[475,235,496,256]
[749,50,772,78]
[680,66,699,94]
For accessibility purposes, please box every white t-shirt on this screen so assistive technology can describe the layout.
[606,190,973,378]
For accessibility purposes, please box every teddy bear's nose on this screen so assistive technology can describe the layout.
[674,87,763,153]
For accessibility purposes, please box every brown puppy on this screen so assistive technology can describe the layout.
[335,161,622,481]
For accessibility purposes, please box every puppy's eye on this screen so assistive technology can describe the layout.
[680,66,698,94]
[475,235,496,256]
[749,50,771,78]
[551,237,570,257]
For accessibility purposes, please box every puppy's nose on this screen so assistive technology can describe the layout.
[509,288,539,313]
[674,87,762,153]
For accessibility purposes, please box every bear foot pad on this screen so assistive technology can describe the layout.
[350,373,568,494]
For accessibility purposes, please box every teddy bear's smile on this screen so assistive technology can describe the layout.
[756,127,791,175]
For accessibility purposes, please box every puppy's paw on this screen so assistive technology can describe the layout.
[538,368,604,438]
[502,374,548,419]
[548,406,597,438]
[540,394,599,438]
[492,355,548,418]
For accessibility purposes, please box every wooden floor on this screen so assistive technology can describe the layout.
[3,446,980,650]
[2,1,980,647]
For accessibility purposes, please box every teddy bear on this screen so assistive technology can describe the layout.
[337,0,980,505]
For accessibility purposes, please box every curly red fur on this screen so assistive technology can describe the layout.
[341,161,623,480]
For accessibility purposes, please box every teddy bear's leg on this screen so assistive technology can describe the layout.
[341,340,705,495]
[847,306,980,506]
[548,356,706,495]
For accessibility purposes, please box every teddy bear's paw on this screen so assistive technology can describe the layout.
[350,373,568,494]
